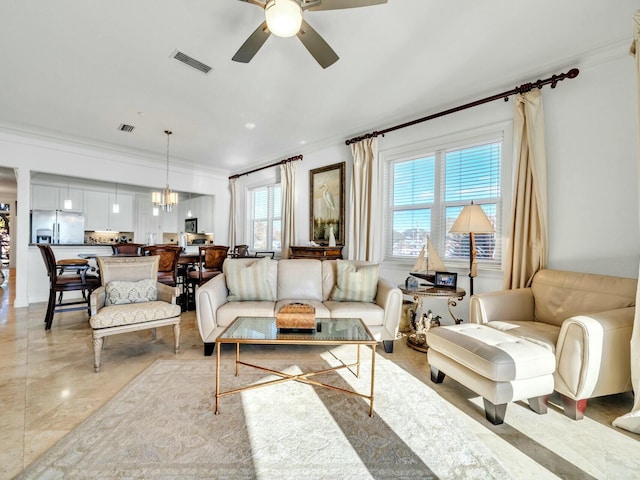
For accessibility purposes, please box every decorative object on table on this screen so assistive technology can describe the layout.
[276,302,316,330]
[407,309,442,352]
[410,237,446,283]
[328,225,336,246]
[310,162,345,246]
[405,275,419,290]
[449,201,495,295]
[434,271,457,289]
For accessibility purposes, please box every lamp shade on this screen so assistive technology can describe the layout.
[449,204,495,234]
[265,0,302,37]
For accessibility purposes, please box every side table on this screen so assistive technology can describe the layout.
[398,285,466,352]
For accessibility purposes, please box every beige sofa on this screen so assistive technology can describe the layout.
[470,269,637,419]
[195,258,403,355]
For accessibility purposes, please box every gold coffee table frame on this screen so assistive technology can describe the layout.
[215,317,377,417]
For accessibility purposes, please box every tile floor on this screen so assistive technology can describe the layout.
[1,269,639,479]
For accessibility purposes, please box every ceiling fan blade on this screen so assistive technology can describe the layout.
[305,0,387,11]
[296,19,339,69]
[232,21,271,63]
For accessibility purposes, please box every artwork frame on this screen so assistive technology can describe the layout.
[310,162,345,245]
[185,218,198,234]
[434,271,458,289]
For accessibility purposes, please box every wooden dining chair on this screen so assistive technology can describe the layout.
[38,244,101,330]
[142,245,181,287]
[111,243,144,255]
[186,245,229,309]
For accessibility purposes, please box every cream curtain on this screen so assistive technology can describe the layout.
[228,177,237,248]
[612,10,640,434]
[348,137,382,262]
[502,89,549,289]
[280,161,296,259]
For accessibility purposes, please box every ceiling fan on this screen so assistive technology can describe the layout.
[232,0,388,69]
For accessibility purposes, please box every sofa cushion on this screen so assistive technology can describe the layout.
[105,279,157,306]
[324,300,385,327]
[90,301,181,329]
[330,260,379,302]
[277,259,323,301]
[531,269,637,326]
[217,301,276,327]
[485,320,560,352]
[224,257,276,302]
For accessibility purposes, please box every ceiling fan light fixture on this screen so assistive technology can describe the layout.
[265,0,302,38]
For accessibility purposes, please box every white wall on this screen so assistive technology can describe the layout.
[0,131,230,307]
[234,44,639,323]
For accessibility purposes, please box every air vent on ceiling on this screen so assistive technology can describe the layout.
[171,49,212,74]
[118,123,135,133]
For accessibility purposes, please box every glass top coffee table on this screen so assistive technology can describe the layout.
[215,316,378,416]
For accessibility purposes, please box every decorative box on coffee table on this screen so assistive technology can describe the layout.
[276,303,316,330]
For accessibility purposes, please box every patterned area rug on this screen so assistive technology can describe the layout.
[18,350,510,479]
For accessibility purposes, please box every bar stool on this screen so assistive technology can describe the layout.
[38,245,100,330]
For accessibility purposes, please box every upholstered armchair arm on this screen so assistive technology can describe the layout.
[470,288,535,324]
[375,278,403,339]
[195,273,229,342]
[555,306,635,401]
[157,283,178,304]
[90,286,106,316]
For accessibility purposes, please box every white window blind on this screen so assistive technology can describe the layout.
[249,184,281,252]
[387,135,503,268]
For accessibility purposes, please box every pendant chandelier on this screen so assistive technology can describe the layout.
[152,130,178,212]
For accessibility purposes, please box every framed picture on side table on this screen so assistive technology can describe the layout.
[435,271,458,289]
[309,162,345,245]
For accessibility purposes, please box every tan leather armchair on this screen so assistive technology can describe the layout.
[470,269,636,419]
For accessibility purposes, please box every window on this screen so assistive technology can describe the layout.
[249,184,281,252]
[386,135,503,268]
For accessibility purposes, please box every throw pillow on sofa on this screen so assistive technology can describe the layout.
[105,279,158,305]
[331,260,380,302]
[224,256,276,301]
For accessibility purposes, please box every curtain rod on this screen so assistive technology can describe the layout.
[345,68,580,145]
[228,154,303,180]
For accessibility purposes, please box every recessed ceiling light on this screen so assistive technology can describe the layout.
[245,123,256,130]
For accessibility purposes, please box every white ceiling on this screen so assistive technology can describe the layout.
[0,0,636,176]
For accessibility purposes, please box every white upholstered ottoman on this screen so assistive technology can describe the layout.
[426,323,555,425]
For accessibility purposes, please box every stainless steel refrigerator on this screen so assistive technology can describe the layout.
[30,210,85,244]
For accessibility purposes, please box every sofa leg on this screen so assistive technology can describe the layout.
[93,336,104,373]
[430,366,445,384]
[528,395,549,415]
[382,340,394,353]
[483,398,507,425]
[204,342,215,356]
[561,395,587,420]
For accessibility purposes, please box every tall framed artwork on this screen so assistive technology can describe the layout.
[309,162,345,245]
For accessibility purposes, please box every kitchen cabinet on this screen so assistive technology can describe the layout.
[185,195,214,233]
[84,191,133,231]
[31,184,84,211]
[108,193,133,231]
[83,191,109,230]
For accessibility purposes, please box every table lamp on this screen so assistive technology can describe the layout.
[449,202,495,296]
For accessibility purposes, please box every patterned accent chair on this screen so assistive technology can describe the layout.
[89,256,182,372]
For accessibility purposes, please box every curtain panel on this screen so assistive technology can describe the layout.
[280,161,296,259]
[228,177,237,249]
[502,89,549,289]
[348,137,382,262]
[612,9,640,434]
